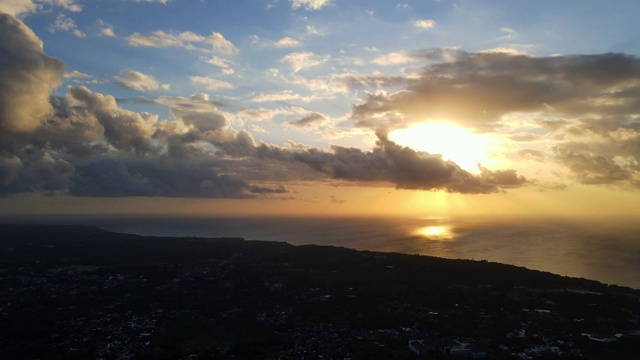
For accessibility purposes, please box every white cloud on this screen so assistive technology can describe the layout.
[251,90,301,103]
[190,76,235,90]
[48,14,86,38]
[98,19,115,37]
[371,51,418,65]
[281,51,325,72]
[114,69,169,92]
[305,25,322,36]
[414,19,436,30]
[128,30,237,53]
[238,107,300,121]
[64,70,91,79]
[0,0,82,16]
[133,0,170,3]
[42,0,82,12]
[274,36,300,48]
[291,0,331,11]
[0,0,38,16]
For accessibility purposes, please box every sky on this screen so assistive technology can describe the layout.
[2,0,640,219]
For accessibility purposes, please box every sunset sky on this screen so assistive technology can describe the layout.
[2,0,640,218]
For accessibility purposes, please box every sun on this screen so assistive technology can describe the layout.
[388,122,491,172]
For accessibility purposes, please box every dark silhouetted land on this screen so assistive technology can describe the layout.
[1,224,639,359]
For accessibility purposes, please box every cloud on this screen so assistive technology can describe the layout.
[238,107,301,121]
[133,0,170,3]
[290,113,326,128]
[0,0,81,16]
[0,13,65,133]
[371,51,420,66]
[70,157,261,198]
[251,90,300,102]
[203,55,234,73]
[42,0,82,12]
[291,0,331,11]
[127,30,237,54]
[281,51,326,72]
[414,19,436,30]
[275,37,299,48]
[115,69,169,91]
[68,86,156,154]
[354,51,640,132]
[0,0,38,16]
[48,14,86,38]
[64,70,91,79]
[330,195,345,204]
[337,73,408,89]
[190,76,235,90]
[255,132,526,193]
[555,148,631,185]
[98,19,115,37]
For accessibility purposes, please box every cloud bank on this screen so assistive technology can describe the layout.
[7,10,640,200]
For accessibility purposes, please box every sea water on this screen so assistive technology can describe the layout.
[5,215,640,290]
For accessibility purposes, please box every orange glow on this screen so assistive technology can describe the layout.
[415,225,456,240]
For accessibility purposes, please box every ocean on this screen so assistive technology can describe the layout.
[5,215,640,290]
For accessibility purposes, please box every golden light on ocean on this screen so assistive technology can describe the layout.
[415,225,456,240]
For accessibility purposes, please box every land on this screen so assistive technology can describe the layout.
[0,224,639,359]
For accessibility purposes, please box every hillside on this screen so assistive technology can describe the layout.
[1,224,639,359]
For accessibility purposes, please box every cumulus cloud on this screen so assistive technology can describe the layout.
[291,0,331,11]
[127,30,237,53]
[0,13,65,133]
[254,132,526,193]
[68,86,156,154]
[274,37,300,48]
[414,19,436,30]
[115,69,169,92]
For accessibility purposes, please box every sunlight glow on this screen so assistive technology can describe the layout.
[389,122,491,172]
[415,225,455,240]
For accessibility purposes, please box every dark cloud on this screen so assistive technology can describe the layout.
[290,113,326,128]
[0,150,74,195]
[255,132,526,194]
[0,13,65,133]
[70,158,276,198]
[352,52,640,132]
[555,148,631,185]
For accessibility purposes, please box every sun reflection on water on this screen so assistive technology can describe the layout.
[415,225,456,240]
